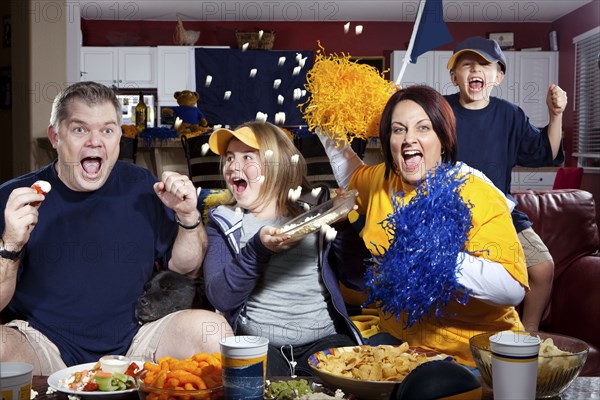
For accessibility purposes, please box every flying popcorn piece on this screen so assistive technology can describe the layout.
[275,112,286,125]
[288,188,299,202]
[235,207,242,215]
[293,88,302,101]
[355,25,363,35]
[311,187,322,197]
[325,226,338,241]
[292,66,301,76]
[344,22,350,34]
[255,111,268,123]
[278,56,286,66]
[273,79,282,89]
[277,94,284,105]
[257,175,265,184]
[224,91,232,100]
[249,68,257,78]
[265,149,274,158]
[290,154,299,164]
[298,57,307,68]
[258,30,264,40]
[201,143,210,156]
[205,75,213,87]
[174,117,183,130]
[213,124,222,130]
[301,90,307,97]
[303,202,311,212]
[288,186,302,202]
[196,186,203,197]
[242,42,249,51]
[296,53,302,62]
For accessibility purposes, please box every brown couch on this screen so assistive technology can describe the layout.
[513,189,600,376]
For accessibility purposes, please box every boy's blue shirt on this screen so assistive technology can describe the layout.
[444,93,564,232]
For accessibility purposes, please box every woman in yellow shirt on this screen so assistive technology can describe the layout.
[319,85,528,365]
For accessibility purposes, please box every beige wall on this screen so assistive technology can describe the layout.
[8,0,79,179]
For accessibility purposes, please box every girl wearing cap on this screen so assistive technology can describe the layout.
[202,121,370,376]
[445,36,567,331]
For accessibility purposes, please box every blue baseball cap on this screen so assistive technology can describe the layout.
[447,36,507,73]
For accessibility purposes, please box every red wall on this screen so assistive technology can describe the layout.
[82,19,558,60]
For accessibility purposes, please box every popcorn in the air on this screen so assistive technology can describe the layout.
[303,202,311,211]
[265,149,274,158]
[213,124,222,130]
[205,75,212,87]
[275,112,286,125]
[295,53,302,62]
[201,143,210,156]
[298,57,307,68]
[277,95,284,105]
[355,25,363,35]
[242,42,249,51]
[293,88,302,101]
[311,187,322,197]
[249,68,257,78]
[255,112,268,123]
[288,186,302,202]
[258,30,264,40]
[323,225,338,241]
[174,117,183,130]
[235,207,242,215]
[257,175,265,184]
[224,91,231,100]
[344,22,350,34]
[278,57,286,66]
[292,66,301,76]
[290,154,299,164]
[273,79,282,89]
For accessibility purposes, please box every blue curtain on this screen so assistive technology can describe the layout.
[195,48,313,127]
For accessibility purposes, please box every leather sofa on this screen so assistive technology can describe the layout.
[514,189,600,376]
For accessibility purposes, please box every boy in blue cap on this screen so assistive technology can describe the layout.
[445,36,567,332]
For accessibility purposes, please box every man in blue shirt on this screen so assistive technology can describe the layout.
[445,37,567,331]
[0,81,232,374]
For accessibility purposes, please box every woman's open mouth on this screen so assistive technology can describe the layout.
[402,149,423,173]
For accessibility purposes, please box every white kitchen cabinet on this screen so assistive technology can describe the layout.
[157,46,197,107]
[510,51,558,128]
[80,47,157,89]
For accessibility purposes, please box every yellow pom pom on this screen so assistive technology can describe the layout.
[300,42,397,145]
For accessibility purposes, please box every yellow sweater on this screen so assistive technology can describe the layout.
[349,163,528,366]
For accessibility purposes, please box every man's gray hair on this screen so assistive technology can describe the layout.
[50,81,122,130]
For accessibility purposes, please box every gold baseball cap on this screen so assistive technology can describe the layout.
[208,126,260,155]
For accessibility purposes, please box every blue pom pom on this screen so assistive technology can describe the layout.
[365,163,473,327]
[139,127,179,146]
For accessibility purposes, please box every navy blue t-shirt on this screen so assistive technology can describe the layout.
[445,94,564,232]
[0,161,177,366]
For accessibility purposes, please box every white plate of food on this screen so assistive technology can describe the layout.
[279,189,357,240]
[47,360,142,398]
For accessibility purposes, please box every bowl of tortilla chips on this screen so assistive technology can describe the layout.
[308,344,448,400]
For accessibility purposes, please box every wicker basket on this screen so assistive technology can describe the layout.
[235,30,275,50]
